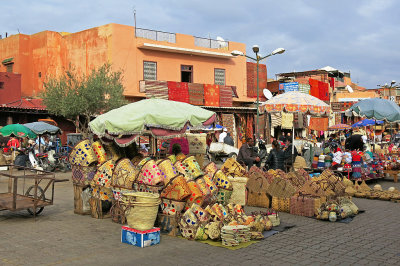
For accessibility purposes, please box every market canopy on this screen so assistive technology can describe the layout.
[260,91,330,115]
[24,121,62,135]
[89,98,216,146]
[345,98,400,122]
[328,124,351,131]
[351,119,383,128]
[0,124,37,139]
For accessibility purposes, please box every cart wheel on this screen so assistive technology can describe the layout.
[25,185,45,216]
[228,153,237,160]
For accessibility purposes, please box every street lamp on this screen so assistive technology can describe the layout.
[231,46,285,139]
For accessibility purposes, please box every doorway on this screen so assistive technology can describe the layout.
[181,65,193,83]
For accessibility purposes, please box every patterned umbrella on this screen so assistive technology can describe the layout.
[0,124,37,138]
[328,124,351,130]
[260,91,330,115]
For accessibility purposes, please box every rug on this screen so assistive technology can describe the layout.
[145,80,168,100]
[220,86,233,107]
[168,81,189,103]
[204,84,220,107]
[188,83,204,106]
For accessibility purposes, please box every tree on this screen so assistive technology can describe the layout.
[42,63,127,138]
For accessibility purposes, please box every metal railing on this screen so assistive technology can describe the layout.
[194,36,229,49]
[135,28,176,43]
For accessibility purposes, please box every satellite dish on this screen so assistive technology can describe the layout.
[216,36,227,48]
[263,88,273,100]
[346,85,354,93]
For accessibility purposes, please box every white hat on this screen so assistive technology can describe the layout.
[223,128,228,132]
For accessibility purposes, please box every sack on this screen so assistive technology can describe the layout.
[247,191,270,208]
[271,197,290,212]
[160,175,191,201]
[228,176,248,206]
[174,161,193,181]
[186,133,207,154]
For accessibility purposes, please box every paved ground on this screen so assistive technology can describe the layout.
[1,171,400,266]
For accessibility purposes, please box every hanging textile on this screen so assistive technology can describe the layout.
[299,83,310,94]
[309,117,329,131]
[271,112,282,128]
[204,84,220,107]
[281,113,294,129]
[318,81,329,101]
[221,114,236,145]
[294,113,304,129]
[145,80,168,100]
[246,114,254,139]
[329,77,335,90]
[329,113,336,127]
[168,137,190,155]
[238,115,246,142]
[188,83,204,106]
[219,86,233,107]
[168,81,189,103]
[309,78,319,99]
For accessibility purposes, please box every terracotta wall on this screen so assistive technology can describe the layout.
[0,72,21,103]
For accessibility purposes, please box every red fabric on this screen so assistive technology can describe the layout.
[167,81,189,103]
[168,137,189,155]
[329,77,335,90]
[188,83,204,106]
[246,114,254,139]
[204,84,220,107]
[309,117,328,131]
[309,78,319,99]
[7,138,20,149]
[318,81,329,101]
[219,86,233,107]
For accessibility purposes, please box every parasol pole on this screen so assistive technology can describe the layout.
[292,125,295,170]
[373,119,376,153]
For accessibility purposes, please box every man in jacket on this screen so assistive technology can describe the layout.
[223,132,234,146]
[283,138,298,165]
[237,138,260,168]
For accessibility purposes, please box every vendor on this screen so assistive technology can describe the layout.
[237,138,260,169]
[283,138,298,165]
[265,140,284,170]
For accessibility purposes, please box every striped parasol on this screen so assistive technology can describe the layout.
[260,91,330,115]
[328,123,351,131]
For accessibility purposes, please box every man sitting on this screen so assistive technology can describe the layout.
[237,138,260,169]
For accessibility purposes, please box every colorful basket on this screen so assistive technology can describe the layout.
[185,181,204,209]
[72,165,97,185]
[92,159,115,188]
[203,162,218,177]
[92,140,107,165]
[69,139,97,166]
[196,177,212,205]
[91,185,113,201]
[112,158,139,189]
[132,182,164,194]
[174,161,193,181]
[221,158,247,177]
[160,175,191,201]
[217,188,233,205]
[182,156,204,180]
[137,159,164,185]
[228,176,248,206]
[157,159,178,184]
[160,198,186,216]
[213,170,232,190]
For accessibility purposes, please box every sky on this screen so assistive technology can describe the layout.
[1,0,399,89]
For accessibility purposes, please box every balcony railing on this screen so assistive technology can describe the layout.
[194,36,229,49]
[135,28,176,43]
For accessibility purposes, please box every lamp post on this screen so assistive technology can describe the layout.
[231,47,285,139]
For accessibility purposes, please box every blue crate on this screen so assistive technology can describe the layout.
[121,226,160,248]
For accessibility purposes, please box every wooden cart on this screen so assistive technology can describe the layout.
[0,165,56,216]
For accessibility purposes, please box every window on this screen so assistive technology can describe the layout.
[214,68,225,85]
[181,65,193,83]
[38,72,42,78]
[6,64,13,73]
[0,82,4,89]
[143,61,157,81]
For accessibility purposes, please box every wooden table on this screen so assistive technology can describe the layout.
[383,170,399,183]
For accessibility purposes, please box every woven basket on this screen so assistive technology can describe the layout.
[92,160,115,188]
[216,188,233,205]
[196,177,212,205]
[228,176,248,206]
[125,200,161,231]
[160,198,186,215]
[271,197,290,213]
[213,170,232,189]
[182,156,204,179]
[137,159,164,185]
[160,175,191,201]
[247,191,270,208]
[185,181,204,208]
[69,139,97,166]
[92,140,108,165]
[132,182,164,194]
[221,158,247,177]
[157,159,178,184]
[112,158,139,189]
[174,161,193,181]
[266,177,297,198]
[72,165,97,185]
[203,162,218,177]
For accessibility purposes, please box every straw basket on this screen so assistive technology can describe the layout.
[196,177,212,205]
[160,175,191,201]
[158,159,178,184]
[203,162,218,177]
[112,158,139,189]
[72,165,97,186]
[185,181,204,209]
[92,140,108,165]
[221,158,247,177]
[69,139,97,166]
[182,156,204,179]
[213,170,232,190]
[93,160,115,188]
[217,188,233,205]
[137,159,164,185]
[160,198,186,216]
[174,161,192,181]
[123,192,161,231]
[228,177,248,206]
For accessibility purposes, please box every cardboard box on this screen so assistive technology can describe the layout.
[121,227,160,248]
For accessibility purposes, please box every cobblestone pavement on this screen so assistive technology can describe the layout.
[1,171,400,266]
